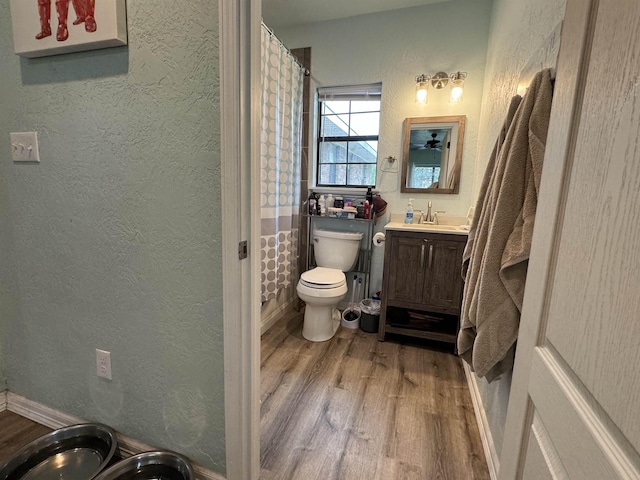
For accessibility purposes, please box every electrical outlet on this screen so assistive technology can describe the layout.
[10,132,40,162]
[96,349,112,380]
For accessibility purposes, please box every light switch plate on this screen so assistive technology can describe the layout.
[10,132,40,162]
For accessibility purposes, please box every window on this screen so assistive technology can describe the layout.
[316,84,381,187]
[410,164,441,189]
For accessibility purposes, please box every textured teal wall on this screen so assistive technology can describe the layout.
[0,1,225,473]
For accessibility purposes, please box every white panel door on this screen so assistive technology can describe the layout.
[500,0,640,478]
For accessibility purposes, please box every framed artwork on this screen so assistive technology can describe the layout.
[10,0,127,58]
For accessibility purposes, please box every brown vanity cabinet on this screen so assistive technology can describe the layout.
[379,229,466,346]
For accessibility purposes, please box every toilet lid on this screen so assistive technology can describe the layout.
[300,267,346,289]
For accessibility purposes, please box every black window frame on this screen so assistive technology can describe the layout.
[315,84,381,188]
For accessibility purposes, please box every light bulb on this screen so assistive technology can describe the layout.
[415,75,429,105]
[416,85,428,104]
[449,72,466,103]
[450,85,463,103]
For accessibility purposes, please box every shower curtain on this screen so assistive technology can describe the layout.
[260,24,304,303]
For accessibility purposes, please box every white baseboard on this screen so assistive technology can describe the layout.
[0,390,7,411]
[261,295,296,335]
[463,363,500,480]
[5,392,225,480]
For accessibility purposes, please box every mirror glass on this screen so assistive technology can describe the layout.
[401,115,466,194]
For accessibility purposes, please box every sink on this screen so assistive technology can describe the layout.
[418,224,460,231]
[384,221,469,235]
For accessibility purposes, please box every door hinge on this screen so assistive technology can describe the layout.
[238,240,248,260]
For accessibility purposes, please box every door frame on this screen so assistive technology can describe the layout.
[498,0,595,477]
[219,0,262,478]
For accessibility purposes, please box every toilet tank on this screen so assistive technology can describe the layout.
[313,229,364,271]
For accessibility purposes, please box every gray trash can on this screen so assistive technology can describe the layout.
[359,298,381,333]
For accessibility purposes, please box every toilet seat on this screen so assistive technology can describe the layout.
[299,267,346,289]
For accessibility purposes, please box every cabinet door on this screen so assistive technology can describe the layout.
[386,233,427,303]
[422,237,464,313]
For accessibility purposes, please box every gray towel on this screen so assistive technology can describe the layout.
[462,94,522,281]
[458,69,553,381]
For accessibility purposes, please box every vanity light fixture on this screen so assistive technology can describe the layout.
[431,71,449,89]
[415,71,468,104]
[450,71,467,103]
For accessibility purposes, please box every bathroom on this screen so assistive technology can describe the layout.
[258,0,500,477]
[0,0,554,477]
[3,0,639,479]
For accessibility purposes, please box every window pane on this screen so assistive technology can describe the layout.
[347,141,378,163]
[350,100,381,113]
[319,164,347,185]
[316,85,381,188]
[347,163,376,186]
[411,166,441,188]
[349,112,380,136]
[321,114,350,137]
[322,100,350,114]
[319,141,347,164]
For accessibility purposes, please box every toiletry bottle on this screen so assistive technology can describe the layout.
[327,193,334,209]
[404,198,414,224]
[366,187,373,205]
[309,193,317,215]
[364,200,370,219]
[319,195,326,216]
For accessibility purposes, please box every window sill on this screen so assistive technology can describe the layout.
[310,186,375,197]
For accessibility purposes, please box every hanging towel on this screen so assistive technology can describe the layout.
[458,69,553,381]
[462,94,522,281]
[372,194,387,225]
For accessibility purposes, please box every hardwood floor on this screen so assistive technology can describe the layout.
[0,411,52,464]
[260,310,490,480]
[1,311,488,479]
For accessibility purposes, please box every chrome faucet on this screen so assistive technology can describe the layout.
[432,211,446,225]
[423,201,433,223]
[422,202,445,225]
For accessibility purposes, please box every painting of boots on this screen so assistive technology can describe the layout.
[10,0,126,57]
[71,0,85,26]
[35,0,51,39]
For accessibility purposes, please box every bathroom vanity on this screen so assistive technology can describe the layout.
[378,222,468,347]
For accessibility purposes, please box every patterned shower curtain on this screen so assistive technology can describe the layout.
[260,24,304,303]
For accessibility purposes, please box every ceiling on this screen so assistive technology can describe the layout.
[262,0,453,29]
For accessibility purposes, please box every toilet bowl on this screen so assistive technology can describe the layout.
[296,229,363,342]
[297,267,347,341]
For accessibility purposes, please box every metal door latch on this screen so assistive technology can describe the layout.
[238,240,248,259]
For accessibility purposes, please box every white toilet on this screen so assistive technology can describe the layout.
[297,229,364,342]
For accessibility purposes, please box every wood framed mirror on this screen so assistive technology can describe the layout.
[401,115,466,194]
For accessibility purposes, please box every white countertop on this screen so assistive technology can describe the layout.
[384,221,469,236]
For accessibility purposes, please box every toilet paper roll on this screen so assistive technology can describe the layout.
[373,232,386,247]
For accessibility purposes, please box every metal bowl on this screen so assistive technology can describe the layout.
[0,423,117,480]
[93,452,194,480]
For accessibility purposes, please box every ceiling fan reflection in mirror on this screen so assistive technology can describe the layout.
[425,132,441,149]
[410,132,444,151]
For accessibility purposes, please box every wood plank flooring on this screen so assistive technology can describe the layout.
[1,310,489,479]
[261,310,490,480]
[0,410,52,464]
